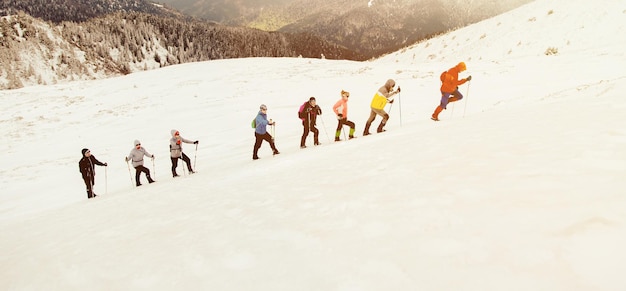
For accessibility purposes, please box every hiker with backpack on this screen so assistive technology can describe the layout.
[170,129,198,177]
[78,148,107,199]
[299,97,322,148]
[363,79,400,135]
[253,104,280,160]
[125,140,155,186]
[431,62,472,121]
[332,90,357,141]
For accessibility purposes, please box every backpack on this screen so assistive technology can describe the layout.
[440,71,448,82]
[251,118,256,128]
[298,102,307,120]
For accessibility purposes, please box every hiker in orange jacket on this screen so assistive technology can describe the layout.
[431,62,472,121]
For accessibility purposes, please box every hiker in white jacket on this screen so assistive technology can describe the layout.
[125,140,155,186]
[169,129,198,177]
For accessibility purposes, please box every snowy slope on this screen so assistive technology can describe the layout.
[1,0,626,290]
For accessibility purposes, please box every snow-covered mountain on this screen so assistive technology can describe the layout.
[1,0,625,290]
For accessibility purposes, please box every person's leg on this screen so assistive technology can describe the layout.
[335,120,343,141]
[312,125,320,145]
[448,89,464,103]
[253,133,263,159]
[84,178,94,198]
[300,121,310,147]
[263,132,279,154]
[373,108,389,132]
[171,157,179,177]
[137,165,154,183]
[135,167,142,186]
[345,120,356,138]
[432,92,451,120]
[181,153,193,172]
[363,110,377,135]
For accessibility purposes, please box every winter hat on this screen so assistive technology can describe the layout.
[171,129,179,137]
[457,62,467,71]
[260,104,267,110]
[81,148,89,156]
[386,79,396,87]
[309,97,316,102]
[134,140,141,146]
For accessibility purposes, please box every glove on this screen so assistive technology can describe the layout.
[306,107,312,113]
[151,155,155,159]
[104,162,108,166]
[397,86,401,93]
[124,157,128,162]
[194,140,199,144]
[467,75,472,81]
[176,140,181,145]
[338,113,343,119]
[389,99,394,104]
[315,105,322,115]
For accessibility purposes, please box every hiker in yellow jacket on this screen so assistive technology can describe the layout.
[363,79,400,135]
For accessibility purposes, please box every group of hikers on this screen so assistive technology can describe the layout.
[79,129,198,199]
[79,62,471,199]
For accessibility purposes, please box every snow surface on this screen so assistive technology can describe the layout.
[1,0,626,290]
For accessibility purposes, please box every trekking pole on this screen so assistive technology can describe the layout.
[320,116,331,143]
[105,166,108,195]
[194,143,198,171]
[182,155,187,176]
[126,160,134,187]
[152,157,156,179]
[398,92,403,126]
[342,126,347,141]
[463,81,471,118]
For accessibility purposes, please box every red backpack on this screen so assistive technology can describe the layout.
[298,102,307,120]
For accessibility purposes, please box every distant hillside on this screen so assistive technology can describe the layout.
[0,0,183,23]
[0,12,363,90]
[156,0,533,58]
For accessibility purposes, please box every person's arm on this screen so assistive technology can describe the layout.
[91,155,107,166]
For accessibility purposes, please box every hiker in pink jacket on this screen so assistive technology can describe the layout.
[332,90,356,141]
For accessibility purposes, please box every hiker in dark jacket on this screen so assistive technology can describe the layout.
[78,148,107,199]
[299,97,322,148]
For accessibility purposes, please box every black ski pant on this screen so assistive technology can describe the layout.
[300,120,319,146]
[82,176,95,198]
[134,165,153,186]
[253,132,278,158]
[171,153,192,176]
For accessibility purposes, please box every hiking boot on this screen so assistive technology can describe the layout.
[314,141,321,146]
[273,150,280,155]
[173,173,180,177]
[349,135,356,139]
[300,145,307,149]
[363,132,371,136]
[335,137,341,142]
[253,156,259,160]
